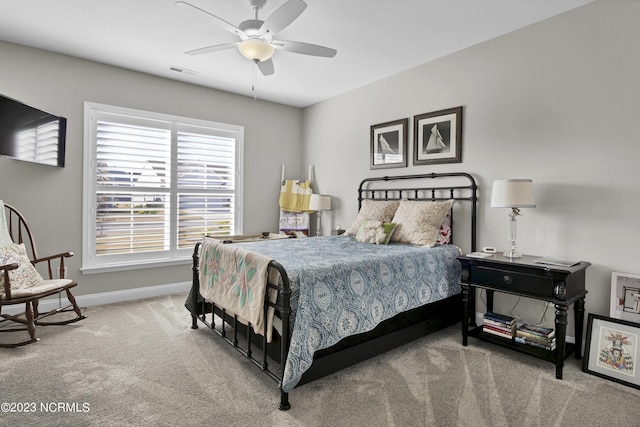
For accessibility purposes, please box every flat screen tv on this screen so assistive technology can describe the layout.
[0,94,66,167]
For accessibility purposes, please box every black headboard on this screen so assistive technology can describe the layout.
[357,172,478,252]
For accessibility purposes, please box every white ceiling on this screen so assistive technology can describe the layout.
[0,0,593,108]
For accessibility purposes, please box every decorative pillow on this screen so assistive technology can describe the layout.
[390,199,455,246]
[0,243,43,297]
[345,200,400,236]
[355,220,397,245]
[436,212,452,245]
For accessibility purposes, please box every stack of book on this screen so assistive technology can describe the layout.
[515,324,556,351]
[482,312,516,339]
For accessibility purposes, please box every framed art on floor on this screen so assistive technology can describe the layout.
[583,313,640,389]
[610,271,640,323]
[370,118,408,169]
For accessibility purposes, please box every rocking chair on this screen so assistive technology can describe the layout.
[0,202,85,347]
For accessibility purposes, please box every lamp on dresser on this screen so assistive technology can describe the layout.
[309,194,331,237]
[490,179,536,258]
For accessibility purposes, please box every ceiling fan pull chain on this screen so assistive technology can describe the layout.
[252,60,258,100]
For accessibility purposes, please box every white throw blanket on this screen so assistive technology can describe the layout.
[0,200,13,247]
[198,238,275,341]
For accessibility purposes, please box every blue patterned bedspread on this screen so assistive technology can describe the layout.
[227,235,462,392]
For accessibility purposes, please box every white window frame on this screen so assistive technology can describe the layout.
[82,102,244,274]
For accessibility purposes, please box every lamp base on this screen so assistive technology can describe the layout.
[504,209,522,259]
[315,213,322,237]
[503,250,522,259]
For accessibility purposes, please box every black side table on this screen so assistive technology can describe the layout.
[457,254,590,379]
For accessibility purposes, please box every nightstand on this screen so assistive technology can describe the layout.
[457,254,590,379]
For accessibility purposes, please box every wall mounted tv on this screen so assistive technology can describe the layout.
[0,94,66,167]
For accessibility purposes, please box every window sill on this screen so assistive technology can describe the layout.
[81,257,192,275]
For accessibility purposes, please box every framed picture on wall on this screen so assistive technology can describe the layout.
[610,271,640,323]
[583,313,640,390]
[413,106,463,165]
[370,118,408,169]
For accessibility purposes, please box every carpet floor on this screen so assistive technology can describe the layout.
[1,293,639,426]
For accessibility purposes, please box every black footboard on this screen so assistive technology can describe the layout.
[187,241,293,410]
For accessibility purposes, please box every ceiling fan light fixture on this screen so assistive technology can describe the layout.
[238,39,274,62]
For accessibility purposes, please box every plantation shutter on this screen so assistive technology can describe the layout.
[95,117,172,255]
[176,128,236,249]
[83,102,243,271]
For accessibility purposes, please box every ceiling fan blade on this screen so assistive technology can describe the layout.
[175,1,246,38]
[259,0,307,36]
[272,40,337,58]
[257,58,275,76]
[185,42,239,56]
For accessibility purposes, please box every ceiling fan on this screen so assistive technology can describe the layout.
[176,0,337,76]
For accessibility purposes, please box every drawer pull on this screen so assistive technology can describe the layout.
[503,275,513,285]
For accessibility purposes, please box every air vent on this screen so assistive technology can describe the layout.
[169,66,198,76]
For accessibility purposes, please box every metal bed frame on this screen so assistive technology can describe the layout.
[187,172,478,410]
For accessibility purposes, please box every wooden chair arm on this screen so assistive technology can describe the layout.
[33,251,74,264]
[1,263,19,298]
[32,251,74,280]
[0,262,19,272]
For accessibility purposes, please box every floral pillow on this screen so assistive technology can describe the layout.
[345,200,400,236]
[355,220,397,245]
[0,243,43,298]
[436,212,452,245]
[390,199,455,246]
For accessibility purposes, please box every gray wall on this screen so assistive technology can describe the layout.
[302,0,640,330]
[0,40,302,296]
[1,0,637,332]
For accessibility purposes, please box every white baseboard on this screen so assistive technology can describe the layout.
[3,290,577,346]
[3,281,191,315]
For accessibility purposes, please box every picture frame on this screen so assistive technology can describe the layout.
[413,106,463,165]
[583,313,640,389]
[610,271,640,323]
[370,118,408,169]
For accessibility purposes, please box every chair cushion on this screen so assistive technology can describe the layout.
[9,279,73,298]
[0,243,44,298]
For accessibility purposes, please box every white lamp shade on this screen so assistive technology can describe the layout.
[237,39,274,62]
[309,194,331,211]
[491,179,536,208]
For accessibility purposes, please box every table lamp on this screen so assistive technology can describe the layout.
[490,179,536,258]
[309,194,331,236]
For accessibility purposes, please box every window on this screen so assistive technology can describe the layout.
[83,103,243,273]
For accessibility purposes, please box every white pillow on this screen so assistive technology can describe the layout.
[390,199,455,246]
[0,201,13,248]
[0,243,43,298]
[345,200,400,236]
